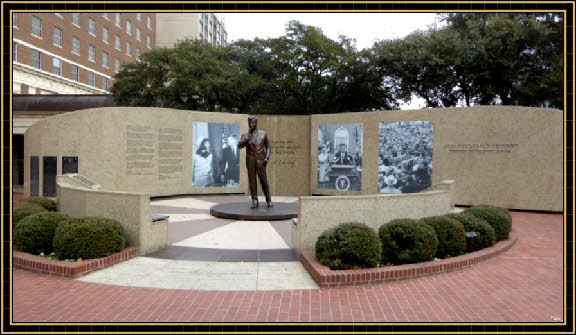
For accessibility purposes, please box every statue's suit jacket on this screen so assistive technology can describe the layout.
[238,130,270,161]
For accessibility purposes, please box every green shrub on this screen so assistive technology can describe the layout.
[420,216,467,258]
[13,212,70,254]
[379,218,438,264]
[447,213,496,251]
[316,222,381,270]
[12,203,47,227]
[464,205,512,241]
[24,197,57,212]
[53,217,125,260]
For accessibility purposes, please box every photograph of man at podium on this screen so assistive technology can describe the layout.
[317,123,363,191]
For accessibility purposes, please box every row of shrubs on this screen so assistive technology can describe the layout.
[13,197,126,260]
[13,197,58,226]
[316,205,512,270]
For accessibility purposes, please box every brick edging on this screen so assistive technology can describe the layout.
[13,246,140,277]
[300,232,518,288]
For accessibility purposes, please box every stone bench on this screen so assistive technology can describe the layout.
[152,214,170,222]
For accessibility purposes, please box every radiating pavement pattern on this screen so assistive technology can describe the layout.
[77,195,318,291]
[13,210,563,322]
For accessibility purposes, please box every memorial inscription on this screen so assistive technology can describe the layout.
[444,143,519,153]
[126,125,155,175]
[158,127,184,180]
[270,139,304,169]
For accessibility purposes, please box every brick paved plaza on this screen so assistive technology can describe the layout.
[12,211,563,323]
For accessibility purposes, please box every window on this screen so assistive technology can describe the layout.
[102,52,109,68]
[136,13,141,21]
[88,45,95,62]
[88,72,95,86]
[55,13,63,18]
[12,13,18,28]
[114,58,120,73]
[13,42,17,62]
[115,35,121,50]
[126,20,131,35]
[103,13,109,20]
[136,27,141,41]
[53,27,63,47]
[52,57,62,76]
[126,42,131,56]
[102,27,109,43]
[103,77,109,91]
[146,35,151,48]
[31,50,41,69]
[136,48,141,61]
[72,13,80,27]
[31,16,42,38]
[115,13,121,27]
[88,18,96,36]
[72,36,80,55]
[147,15,151,29]
[72,65,79,82]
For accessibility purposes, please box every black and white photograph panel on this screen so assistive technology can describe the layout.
[193,122,241,188]
[317,123,363,191]
[378,121,433,194]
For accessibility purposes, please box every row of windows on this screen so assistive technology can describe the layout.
[13,12,152,31]
[20,16,150,63]
[16,14,153,50]
[14,42,113,90]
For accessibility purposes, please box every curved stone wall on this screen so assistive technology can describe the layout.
[292,180,456,252]
[24,106,563,211]
[310,106,563,211]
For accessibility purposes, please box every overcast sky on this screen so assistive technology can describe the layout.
[221,13,445,109]
[222,13,444,50]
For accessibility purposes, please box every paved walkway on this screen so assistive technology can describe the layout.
[77,195,317,290]
[12,209,563,322]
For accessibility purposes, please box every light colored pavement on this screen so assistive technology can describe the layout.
[78,195,317,291]
[79,258,318,290]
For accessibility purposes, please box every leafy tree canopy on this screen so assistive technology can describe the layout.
[112,14,563,113]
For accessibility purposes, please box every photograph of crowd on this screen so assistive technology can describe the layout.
[317,123,363,191]
[378,121,433,194]
[193,122,241,187]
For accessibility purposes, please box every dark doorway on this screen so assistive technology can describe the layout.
[13,135,24,185]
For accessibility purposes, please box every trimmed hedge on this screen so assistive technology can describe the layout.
[53,217,125,260]
[379,218,438,264]
[13,202,47,227]
[13,212,70,254]
[25,197,57,212]
[420,216,466,258]
[316,222,381,270]
[464,205,512,241]
[447,213,496,251]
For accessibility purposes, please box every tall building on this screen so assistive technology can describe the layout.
[12,12,156,94]
[156,13,227,48]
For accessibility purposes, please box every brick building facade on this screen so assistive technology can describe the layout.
[12,12,156,94]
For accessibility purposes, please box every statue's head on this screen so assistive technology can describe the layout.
[248,116,258,131]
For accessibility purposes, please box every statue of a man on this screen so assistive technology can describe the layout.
[237,116,273,208]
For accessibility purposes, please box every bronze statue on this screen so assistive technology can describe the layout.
[237,116,273,208]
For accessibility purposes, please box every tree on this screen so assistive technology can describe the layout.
[442,13,563,108]
[112,16,562,112]
[373,29,462,108]
[112,21,399,114]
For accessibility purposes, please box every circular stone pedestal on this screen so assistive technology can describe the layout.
[210,202,298,221]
